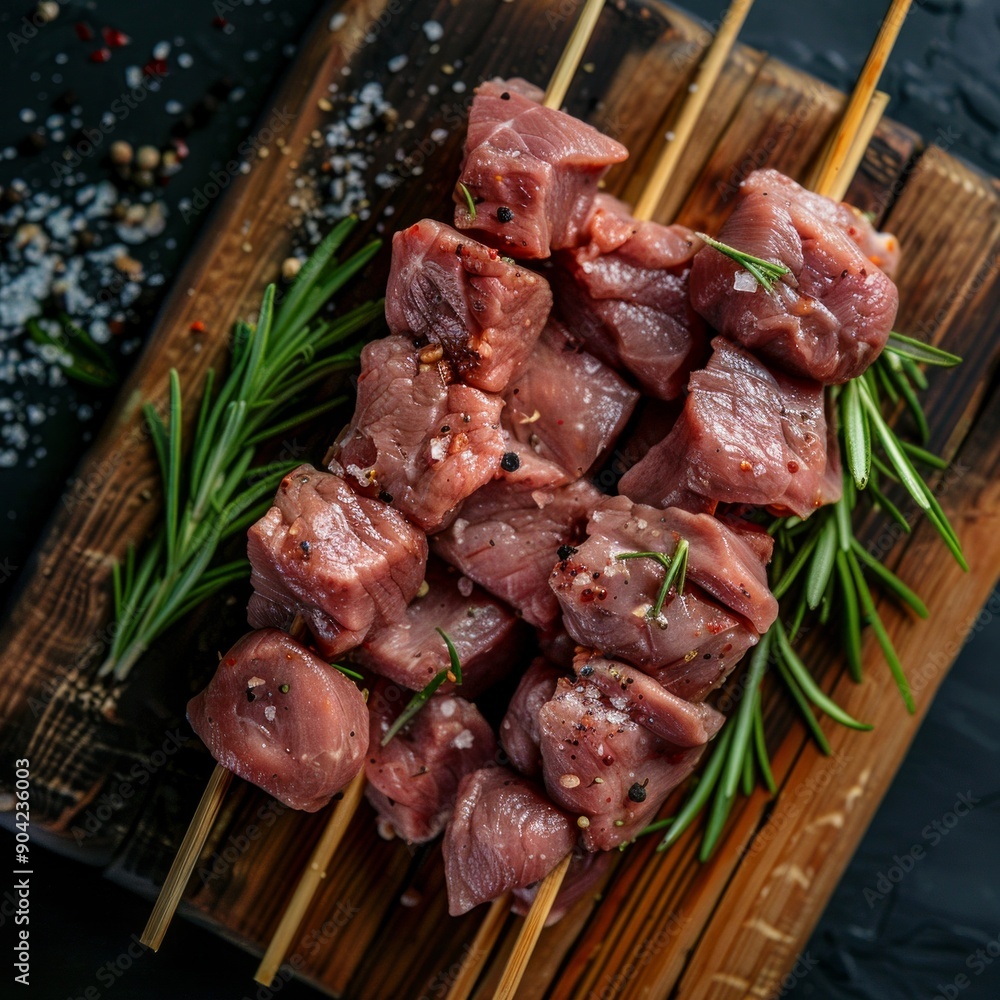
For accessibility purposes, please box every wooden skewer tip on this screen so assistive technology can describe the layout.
[492,853,571,1000]
[140,762,232,951]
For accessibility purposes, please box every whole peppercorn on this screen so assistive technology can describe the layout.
[496,205,514,223]
[110,140,133,166]
[627,782,647,803]
[135,145,161,171]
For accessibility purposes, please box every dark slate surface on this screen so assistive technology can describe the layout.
[1,1,998,998]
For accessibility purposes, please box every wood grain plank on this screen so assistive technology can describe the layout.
[1,2,998,999]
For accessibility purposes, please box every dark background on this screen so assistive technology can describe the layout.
[1,1,998,998]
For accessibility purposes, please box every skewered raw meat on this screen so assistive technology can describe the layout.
[537,672,722,850]
[553,194,709,399]
[742,168,900,277]
[353,559,525,699]
[187,629,368,813]
[365,683,498,844]
[551,494,776,634]
[453,78,628,258]
[689,171,898,384]
[385,219,552,393]
[443,765,577,915]
[247,465,428,658]
[503,318,640,479]
[432,449,603,628]
[511,848,613,925]
[499,657,564,777]
[618,337,842,518]
[335,334,507,532]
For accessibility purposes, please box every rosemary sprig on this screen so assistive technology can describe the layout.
[650,329,965,855]
[456,181,477,221]
[695,232,791,293]
[28,314,118,387]
[381,628,463,746]
[98,218,383,680]
[615,539,689,618]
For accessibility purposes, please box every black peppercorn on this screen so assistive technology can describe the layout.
[496,206,514,223]
[557,544,578,561]
[500,451,520,472]
[627,782,647,803]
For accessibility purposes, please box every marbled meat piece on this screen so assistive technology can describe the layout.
[188,629,368,813]
[574,653,730,747]
[503,318,639,479]
[335,334,506,532]
[538,676,722,850]
[690,175,898,384]
[511,848,613,925]
[247,466,428,658]
[365,683,498,844]
[385,219,552,393]
[554,194,708,399]
[453,78,628,258]
[443,766,576,915]
[619,337,842,518]
[552,494,776,634]
[500,657,564,777]
[432,449,603,628]
[353,559,524,699]
[742,169,900,277]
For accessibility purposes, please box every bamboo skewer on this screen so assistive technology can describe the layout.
[254,768,368,985]
[493,854,571,1000]
[141,762,232,950]
[250,2,612,988]
[819,90,890,201]
[633,0,755,222]
[812,0,912,197]
[542,0,607,111]
[443,894,513,1000]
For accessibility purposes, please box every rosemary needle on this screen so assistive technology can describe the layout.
[695,232,791,293]
[381,628,463,746]
[456,181,477,221]
[99,218,383,680]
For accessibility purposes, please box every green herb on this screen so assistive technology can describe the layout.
[644,330,965,856]
[28,315,118,388]
[381,628,463,746]
[456,181,477,221]
[99,218,383,680]
[615,539,689,618]
[695,232,791,293]
[331,663,364,682]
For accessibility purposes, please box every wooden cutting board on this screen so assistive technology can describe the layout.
[1,1,998,997]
